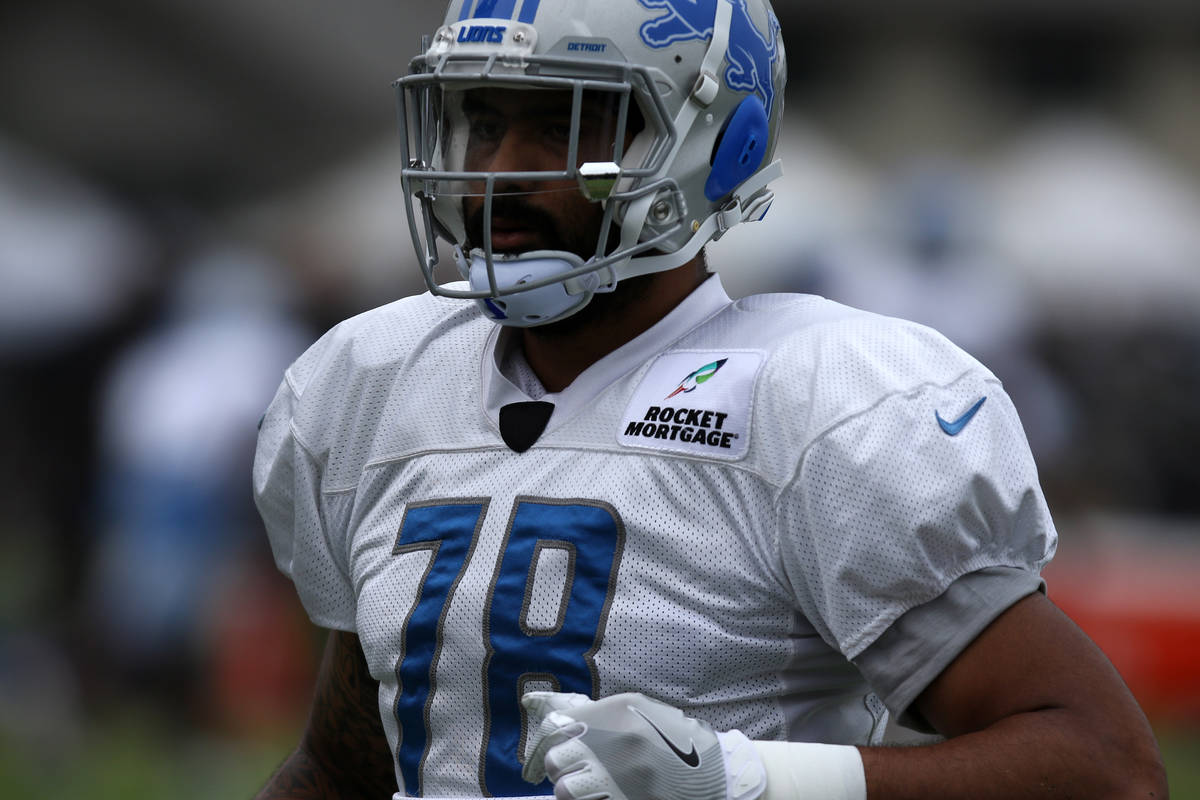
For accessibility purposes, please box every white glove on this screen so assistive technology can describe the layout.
[521,691,766,800]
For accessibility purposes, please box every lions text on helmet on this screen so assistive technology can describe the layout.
[395,0,786,326]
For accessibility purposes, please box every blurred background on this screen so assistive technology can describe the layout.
[1,0,1198,796]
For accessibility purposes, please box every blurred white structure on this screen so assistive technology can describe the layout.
[234,141,425,314]
[708,123,877,298]
[86,244,312,664]
[0,138,152,359]
[985,115,1200,323]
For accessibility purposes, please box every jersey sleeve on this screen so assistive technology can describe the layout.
[776,370,1057,720]
[252,352,358,632]
[853,565,1044,730]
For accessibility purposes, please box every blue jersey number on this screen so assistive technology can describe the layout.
[392,498,624,796]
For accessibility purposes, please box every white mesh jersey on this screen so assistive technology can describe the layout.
[254,276,1057,799]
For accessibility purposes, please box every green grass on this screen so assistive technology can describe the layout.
[0,710,294,800]
[1159,726,1200,799]
[1,712,1196,798]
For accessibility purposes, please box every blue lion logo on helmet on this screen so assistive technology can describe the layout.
[638,0,782,115]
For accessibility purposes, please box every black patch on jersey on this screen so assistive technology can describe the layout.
[499,401,554,453]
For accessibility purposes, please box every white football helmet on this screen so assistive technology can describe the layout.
[396,0,787,326]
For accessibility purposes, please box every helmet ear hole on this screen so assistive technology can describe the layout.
[705,96,770,202]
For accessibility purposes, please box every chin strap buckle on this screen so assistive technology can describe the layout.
[691,71,721,107]
[689,1,732,108]
[713,198,743,238]
[562,262,618,297]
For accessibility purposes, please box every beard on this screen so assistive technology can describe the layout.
[464,194,600,260]
[520,268,658,337]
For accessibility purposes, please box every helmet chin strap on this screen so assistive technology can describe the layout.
[607,0,735,284]
[621,158,783,281]
[600,0,732,263]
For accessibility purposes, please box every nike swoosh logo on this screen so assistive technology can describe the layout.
[936,396,987,436]
[630,707,700,768]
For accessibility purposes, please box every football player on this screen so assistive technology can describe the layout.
[253,0,1166,797]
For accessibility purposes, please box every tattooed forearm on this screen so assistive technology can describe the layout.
[306,631,395,794]
[255,631,396,799]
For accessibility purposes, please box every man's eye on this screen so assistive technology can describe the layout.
[470,118,504,141]
[543,122,572,144]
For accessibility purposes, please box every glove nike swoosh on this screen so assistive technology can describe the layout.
[630,706,701,767]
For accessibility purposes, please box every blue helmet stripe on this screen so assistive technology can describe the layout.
[517,0,541,23]
[473,0,519,19]
[458,0,475,21]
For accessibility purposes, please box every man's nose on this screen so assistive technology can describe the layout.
[486,128,540,174]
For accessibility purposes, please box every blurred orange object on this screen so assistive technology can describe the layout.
[204,560,319,737]
[1044,515,1200,723]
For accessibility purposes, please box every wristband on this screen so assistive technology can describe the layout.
[751,741,867,800]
